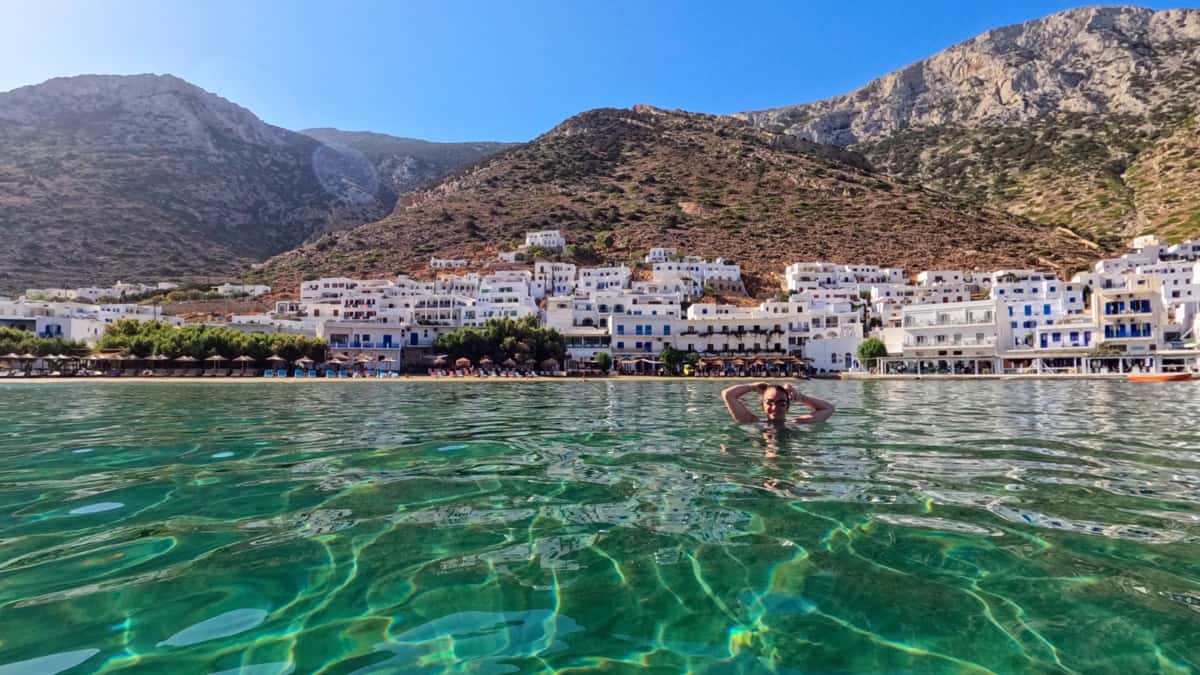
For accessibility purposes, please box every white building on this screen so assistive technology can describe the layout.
[430,257,468,270]
[577,265,630,295]
[534,262,577,297]
[644,247,677,263]
[883,299,1002,363]
[525,230,566,250]
[213,283,271,297]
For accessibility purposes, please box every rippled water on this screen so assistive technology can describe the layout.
[1,380,1199,673]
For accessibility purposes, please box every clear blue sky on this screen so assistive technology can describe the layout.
[0,1,1192,142]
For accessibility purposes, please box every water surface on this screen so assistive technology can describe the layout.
[1,381,1198,673]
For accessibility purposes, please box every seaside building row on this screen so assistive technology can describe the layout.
[6,230,1200,374]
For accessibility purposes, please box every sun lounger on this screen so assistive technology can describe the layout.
[307,369,317,378]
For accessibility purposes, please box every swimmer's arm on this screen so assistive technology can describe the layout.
[721,382,767,424]
[789,391,835,424]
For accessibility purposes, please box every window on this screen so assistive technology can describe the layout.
[634,325,643,336]
[1052,333,1061,342]
[617,325,625,335]
[663,325,671,336]
[1024,305,1032,316]
[1043,304,1051,315]
[644,324,652,335]
[617,341,625,349]
[1008,306,1013,317]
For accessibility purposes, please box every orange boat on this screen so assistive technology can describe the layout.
[1127,373,1194,382]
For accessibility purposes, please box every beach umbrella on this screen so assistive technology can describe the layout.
[1,352,20,359]
[205,355,228,362]
[433,356,448,367]
[326,357,346,366]
[295,356,315,366]
[20,353,37,360]
[540,358,560,370]
[501,358,517,368]
[267,354,287,362]
[355,354,373,363]
[454,357,471,369]
[233,354,255,373]
[479,357,494,366]
[174,355,198,362]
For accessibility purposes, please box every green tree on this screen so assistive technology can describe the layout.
[855,337,888,371]
[0,327,87,356]
[96,320,327,361]
[659,345,685,375]
[593,351,612,372]
[435,316,566,364]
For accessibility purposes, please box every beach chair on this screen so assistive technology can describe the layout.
[305,369,316,378]
[263,369,274,377]
[337,371,348,378]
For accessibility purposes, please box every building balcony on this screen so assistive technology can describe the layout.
[329,341,401,350]
[903,316,994,328]
[904,337,995,348]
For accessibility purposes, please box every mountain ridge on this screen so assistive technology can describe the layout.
[0,74,509,291]
[737,6,1200,244]
[254,106,1099,295]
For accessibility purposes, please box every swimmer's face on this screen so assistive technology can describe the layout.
[761,387,790,423]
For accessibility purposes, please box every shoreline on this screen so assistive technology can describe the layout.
[0,373,1178,384]
[0,375,789,384]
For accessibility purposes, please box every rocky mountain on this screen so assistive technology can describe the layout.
[255,106,1098,295]
[0,75,507,291]
[299,128,514,211]
[738,6,1200,246]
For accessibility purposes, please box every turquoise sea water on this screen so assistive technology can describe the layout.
[1,380,1198,673]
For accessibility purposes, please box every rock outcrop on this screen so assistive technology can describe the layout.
[738,6,1200,244]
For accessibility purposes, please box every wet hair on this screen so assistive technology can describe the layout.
[762,385,790,402]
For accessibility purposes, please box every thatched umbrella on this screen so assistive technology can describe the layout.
[205,355,228,363]
[479,357,494,367]
[174,355,197,362]
[540,358,560,371]
[501,358,517,368]
[267,354,287,363]
[233,354,256,374]
[454,357,471,369]
[1,352,20,360]
[433,356,448,368]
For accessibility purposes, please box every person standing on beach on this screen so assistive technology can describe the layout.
[721,382,835,426]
